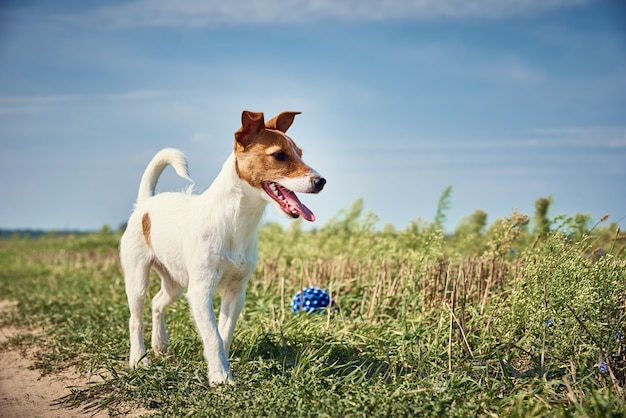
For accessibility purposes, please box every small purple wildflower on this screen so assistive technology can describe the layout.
[586,248,606,262]
[508,248,516,255]
[545,318,554,328]
[615,332,623,341]
[599,360,608,373]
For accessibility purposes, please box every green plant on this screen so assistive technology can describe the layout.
[1,199,624,417]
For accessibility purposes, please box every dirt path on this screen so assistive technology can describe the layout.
[0,301,147,417]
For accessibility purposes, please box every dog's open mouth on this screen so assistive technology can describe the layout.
[262,182,316,222]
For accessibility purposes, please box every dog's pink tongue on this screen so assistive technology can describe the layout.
[283,189,316,222]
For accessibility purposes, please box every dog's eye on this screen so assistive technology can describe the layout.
[273,152,287,162]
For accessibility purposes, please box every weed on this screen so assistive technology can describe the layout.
[0,200,624,416]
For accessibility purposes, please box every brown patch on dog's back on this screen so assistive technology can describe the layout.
[142,213,152,249]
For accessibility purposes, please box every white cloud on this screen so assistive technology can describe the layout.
[530,126,626,148]
[500,58,545,84]
[68,0,591,29]
[0,95,81,115]
[100,90,173,101]
[0,90,179,115]
[189,131,211,144]
[609,136,626,149]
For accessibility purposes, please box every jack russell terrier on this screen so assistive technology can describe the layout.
[120,110,325,384]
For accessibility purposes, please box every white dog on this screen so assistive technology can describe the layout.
[120,110,325,384]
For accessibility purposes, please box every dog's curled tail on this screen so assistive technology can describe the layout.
[136,148,192,204]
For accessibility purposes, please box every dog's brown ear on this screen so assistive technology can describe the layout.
[265,111,301,133]
[235,111,265,147]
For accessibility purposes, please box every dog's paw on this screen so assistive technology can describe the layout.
[152,343,168,358]
[129,354,150,368]
[208,369,234,386]
[151,332,169,356]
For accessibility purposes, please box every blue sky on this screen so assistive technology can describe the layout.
[1,0,625,232]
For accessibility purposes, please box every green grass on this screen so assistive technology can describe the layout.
[1,200,625,417]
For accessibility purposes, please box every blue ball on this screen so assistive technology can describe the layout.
[291,286,333,313]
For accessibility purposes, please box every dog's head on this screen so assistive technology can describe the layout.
[234,110,325,222]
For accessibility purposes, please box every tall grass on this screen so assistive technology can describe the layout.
[0,197,624,416]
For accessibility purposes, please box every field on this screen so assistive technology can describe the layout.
[1,198,625,417]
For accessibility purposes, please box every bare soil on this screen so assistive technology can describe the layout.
[0,300,147,417]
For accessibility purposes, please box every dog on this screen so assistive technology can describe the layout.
[120,110,325,384]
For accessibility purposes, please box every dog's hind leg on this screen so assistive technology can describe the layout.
[151,266,182,357]
[124,262,152,368]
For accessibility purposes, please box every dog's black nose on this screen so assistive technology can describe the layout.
[313,176,326,192]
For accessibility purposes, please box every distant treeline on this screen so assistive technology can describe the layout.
[0,229,91,239]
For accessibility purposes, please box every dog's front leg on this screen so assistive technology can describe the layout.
[218,278,249,358]
[187,273,232,385]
